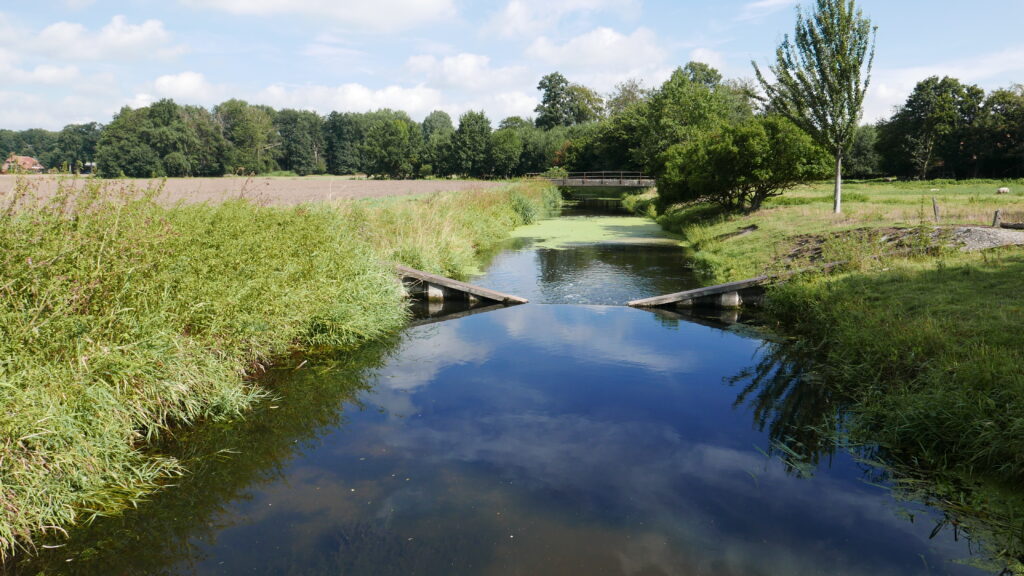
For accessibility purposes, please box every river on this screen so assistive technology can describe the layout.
[14,204,997,575]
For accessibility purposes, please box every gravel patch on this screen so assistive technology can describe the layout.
[953,226,1024,252]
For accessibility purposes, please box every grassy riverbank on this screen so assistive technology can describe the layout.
[631,180,1024,567]
[0,178,559,559]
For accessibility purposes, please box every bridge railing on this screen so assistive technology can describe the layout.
[527,171,655,186]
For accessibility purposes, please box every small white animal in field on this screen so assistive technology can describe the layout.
[997,187,1010,194]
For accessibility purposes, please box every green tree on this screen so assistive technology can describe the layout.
[517,125,568,174]
[845,124,881,178]
[980,85,1024,177]
[421,110,454,176]
[639,62,754,178]
[534,73,604,129]
[5,129,58,162]
[876,76,984,179]
[323,112,368,175]
[605,79,649,117]
[488,129,524,178]
[45,122,102,172]
[658,115,828,211]
[96,100,228,178]
[95,106,161,178]
[214,99,279,174]
[181,105,229,177]
[535,72,573,129]
[754,0,876,213]
[498,116,533,131]
[274,109,326,176]
[567,84,605,125]
[451,110,491,177]
[361,110,421,178]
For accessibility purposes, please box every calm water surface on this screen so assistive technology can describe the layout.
[18,208,990,575]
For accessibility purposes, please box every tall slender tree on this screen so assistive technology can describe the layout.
[753,0,876,213]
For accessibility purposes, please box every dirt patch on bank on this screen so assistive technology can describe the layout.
[953,226,1024,251]
[0,175,507,207]
[782,225,1024,265]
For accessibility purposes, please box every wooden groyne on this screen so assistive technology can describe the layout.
[397,265,528,306]
[628,276,772,310]
[629,261,846,310]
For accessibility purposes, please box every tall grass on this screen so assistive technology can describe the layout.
[0,178,560,559]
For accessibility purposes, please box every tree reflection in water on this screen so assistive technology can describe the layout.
[727,330,1024,574]
[728,337,845,477]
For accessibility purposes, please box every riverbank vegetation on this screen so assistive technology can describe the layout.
[628,178,1024,569]
[0,178,559,559]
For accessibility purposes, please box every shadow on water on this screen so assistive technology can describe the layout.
[724,333,1024,574]
[6,341,400,575]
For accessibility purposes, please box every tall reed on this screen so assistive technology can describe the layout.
[0,178,560,559]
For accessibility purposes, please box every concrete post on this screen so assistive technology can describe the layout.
[426,283,445,302]
[718,291,742,309]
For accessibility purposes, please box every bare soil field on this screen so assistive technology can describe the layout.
[0,175,507,206]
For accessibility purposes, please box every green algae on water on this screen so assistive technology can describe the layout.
[510,215,682,249]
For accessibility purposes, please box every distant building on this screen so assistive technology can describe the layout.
[1,154,45,174]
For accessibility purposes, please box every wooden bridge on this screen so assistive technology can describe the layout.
[534,171,655,189]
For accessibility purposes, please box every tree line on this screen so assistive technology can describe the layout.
[3,68,1024,193]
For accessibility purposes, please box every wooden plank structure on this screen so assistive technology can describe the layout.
[533,171,656,189]
[397,265,528,306]
[629,260,847,310]
[629,276,771,310]
[407,303,509,328]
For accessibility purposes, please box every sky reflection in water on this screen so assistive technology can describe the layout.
[17,213,987,575]
[175,303,978,576]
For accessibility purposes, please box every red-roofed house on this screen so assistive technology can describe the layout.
[1,154,45,174]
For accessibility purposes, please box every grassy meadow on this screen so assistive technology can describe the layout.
[0,177,560,559]
[630,179,1024,568]
[627,178,1024,281]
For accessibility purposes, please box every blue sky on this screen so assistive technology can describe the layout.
[2,0,1024,130]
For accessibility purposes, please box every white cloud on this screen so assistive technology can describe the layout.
[125,93,156,110]
[152,72,226,104]
[179,0,456,33]
[0,89,116,130]
[406,53,530,92]
[737,0,797,21]
[255,83,444,118]
[487,0,640,38]
[450,91,538,123]
[64,0,95,8]
[33,15,179,61]
[864,47,1024,122]
[529,28,665,71]
[689,48,726,72]
[527,27,670,92]
[0,91,58,129]
[303,34,367,59]
[10,64,80,84]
